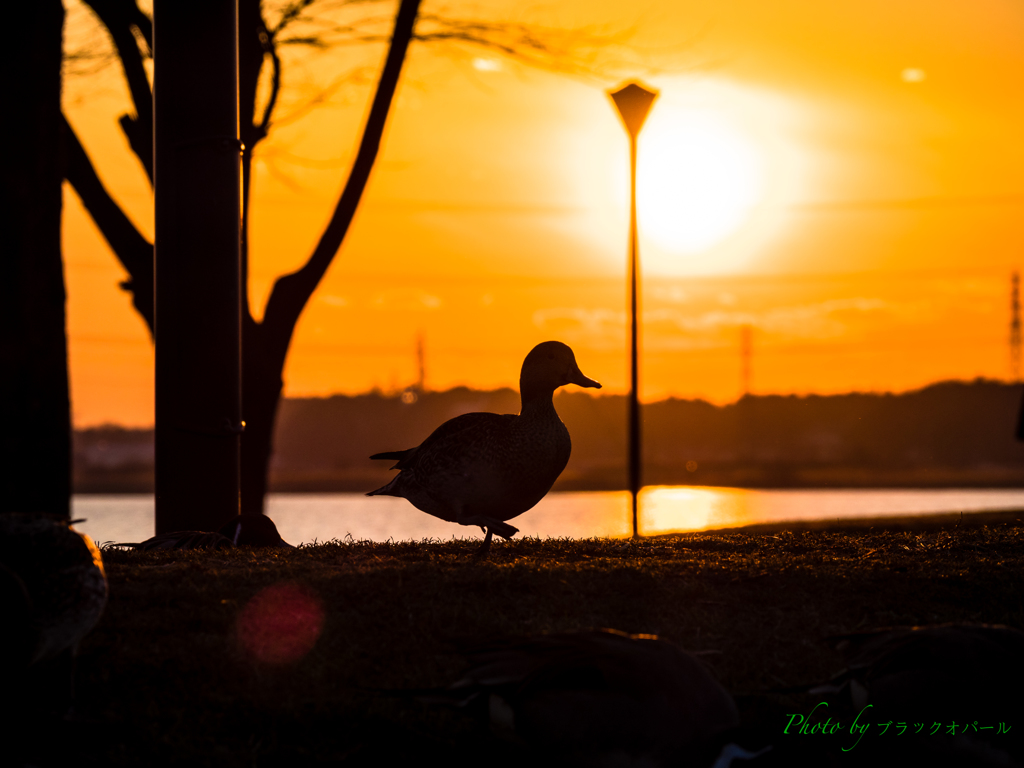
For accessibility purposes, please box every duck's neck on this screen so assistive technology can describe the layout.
[519,387,557,419]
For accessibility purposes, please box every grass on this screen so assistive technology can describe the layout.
[57,512,1024,766]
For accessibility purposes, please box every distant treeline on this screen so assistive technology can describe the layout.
[74,379,1024,492]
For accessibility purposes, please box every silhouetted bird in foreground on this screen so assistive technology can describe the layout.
[419,629,754,768]
[799,624,1024,766]
[0,514,108,667]
[1,513,107,764]
[124,513,293,550]
[367,341,601,556]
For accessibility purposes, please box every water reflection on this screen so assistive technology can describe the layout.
[642,486,756,534]
[74,487,1024,546]
[642,486,1024,534]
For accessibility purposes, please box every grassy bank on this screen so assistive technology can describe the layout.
[58,513,1024,766]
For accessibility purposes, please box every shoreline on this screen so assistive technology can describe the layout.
[705,507,1024,535]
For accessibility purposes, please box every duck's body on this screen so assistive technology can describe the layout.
[368,342,600,551]
[368,402,571,537]
[423,629,742,767]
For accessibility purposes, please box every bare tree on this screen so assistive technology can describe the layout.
[65,0,619,515]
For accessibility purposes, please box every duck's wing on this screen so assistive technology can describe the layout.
[383,412,515,472]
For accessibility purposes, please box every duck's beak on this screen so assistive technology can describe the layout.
[568,365,602,389]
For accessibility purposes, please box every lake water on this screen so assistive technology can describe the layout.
[73,487,1024,546]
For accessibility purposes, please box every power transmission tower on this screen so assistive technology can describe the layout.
[740,324,753,397]
[401,333,426,404]
[416,332,426,392]
[1012,271,1021,383]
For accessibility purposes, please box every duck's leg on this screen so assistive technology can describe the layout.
[473,528,494,560]
[461,516,518,539]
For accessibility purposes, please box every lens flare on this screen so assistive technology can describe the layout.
[237,582,324,665]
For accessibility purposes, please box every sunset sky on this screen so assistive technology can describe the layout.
[62,0,1024,426]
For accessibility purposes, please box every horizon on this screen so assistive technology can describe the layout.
[72,374,1021,430]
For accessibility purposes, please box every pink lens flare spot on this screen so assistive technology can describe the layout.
[237,582,325,665]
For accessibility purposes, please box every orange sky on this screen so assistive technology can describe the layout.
[61,0,1024,426]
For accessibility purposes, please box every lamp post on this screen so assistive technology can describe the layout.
[609,81,657,538]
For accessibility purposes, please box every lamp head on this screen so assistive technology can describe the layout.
[609,81,658,138]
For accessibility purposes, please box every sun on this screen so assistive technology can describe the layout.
[568,78,798,277]
[636,107,764,256]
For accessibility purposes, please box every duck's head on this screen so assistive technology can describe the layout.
[520,341,602,399]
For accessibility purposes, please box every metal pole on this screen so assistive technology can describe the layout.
[609,81,656,538]
[153,0,242,534]
[628,133,641,538]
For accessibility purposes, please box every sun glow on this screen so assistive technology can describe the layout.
[637,107,764,255]
[572,79,803,278]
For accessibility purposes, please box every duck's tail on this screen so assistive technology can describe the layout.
[366,477,401,497]
[369,449,410,461]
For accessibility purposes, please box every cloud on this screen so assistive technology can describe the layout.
[534,297,889,348]
[419,293,442,309]
[643,298,887,338]
[367,290,443,311]
[532,307,626,347]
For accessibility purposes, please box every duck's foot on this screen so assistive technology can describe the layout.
[491,521,518,539]
[462,516,518,540]
[473,529,494,561]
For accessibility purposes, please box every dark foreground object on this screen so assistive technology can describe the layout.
[123,513,293,550]
[0,514,108,767]
[73,515,1024,767]
[793,624,1024,766]
[420,628,740,767]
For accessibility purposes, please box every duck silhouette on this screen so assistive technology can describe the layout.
[1,514,108,764]
[367,341,600,555]
[420,629,746,768]
[809,623,1024,717]
[798,624,1024,766]
[0,513,107,666]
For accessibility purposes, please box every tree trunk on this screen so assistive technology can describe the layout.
[0,1,70,518]
[153,0,242,534]
[239,0,422,515]
[240,319,284,515]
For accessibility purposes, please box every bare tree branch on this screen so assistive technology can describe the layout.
[260,0,421,363]
[62,112,154,333]
[257,30,283,138]
[81,0,154,183]
[266,0,317,36]
[268,4,629,78]
[413,14,628,76]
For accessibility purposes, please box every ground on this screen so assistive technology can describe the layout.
[34,511,1024,766]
